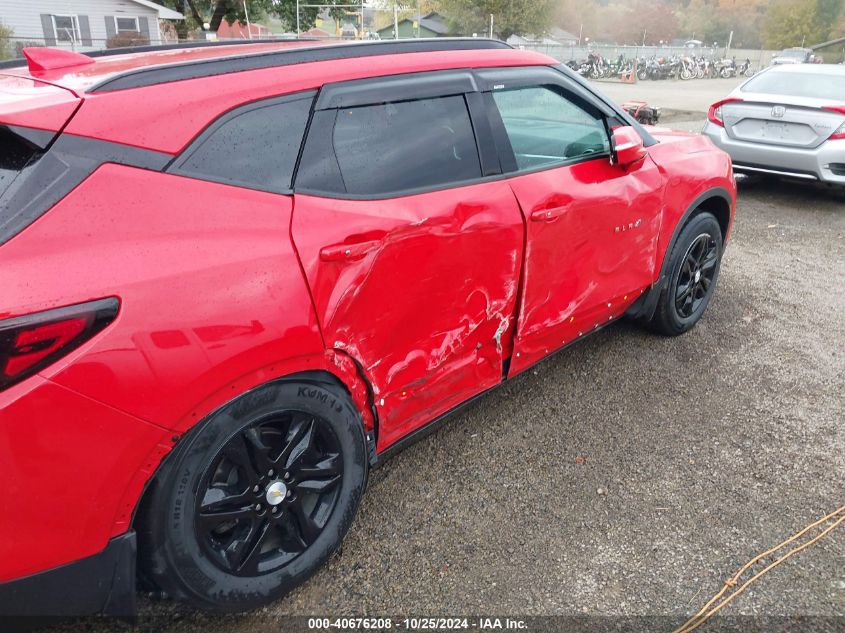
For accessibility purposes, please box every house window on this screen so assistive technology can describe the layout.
[115,16,140,33]
[52,15,81,42]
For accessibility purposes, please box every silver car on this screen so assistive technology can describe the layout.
[770,47,815,65]
[702,64,845,186]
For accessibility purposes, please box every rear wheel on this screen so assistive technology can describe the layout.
[649,212,723,336]
[138,375,368,613]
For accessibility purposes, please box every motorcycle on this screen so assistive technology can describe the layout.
[738,57,755,77]
[679,56,697,80]
[714,57,737,78]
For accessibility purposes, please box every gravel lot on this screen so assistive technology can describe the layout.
[50,103,844,633]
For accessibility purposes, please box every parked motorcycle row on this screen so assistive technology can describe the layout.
[566,52,757,80]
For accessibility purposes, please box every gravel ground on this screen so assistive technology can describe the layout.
[47,179,845,633]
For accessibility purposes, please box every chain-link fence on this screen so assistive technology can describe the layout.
[513,42,780,72]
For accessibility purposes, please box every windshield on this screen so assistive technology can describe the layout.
[780,50,807,58]
[741,72,845,100]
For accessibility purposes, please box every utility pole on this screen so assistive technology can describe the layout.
[578,23,583,46]
[489,14,493,39]
[296,0,300,35]
[393,1,399,39]
[243,0,252,39]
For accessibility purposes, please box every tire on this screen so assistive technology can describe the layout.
[137,374,368,613]
[648,212,723,336]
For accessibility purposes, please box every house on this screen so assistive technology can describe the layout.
[1,0,184,52]
[217,20,273,40]
[507,27,579,48]
[302,26,334,38]
[548,27,578,46]
[376,11,449,39]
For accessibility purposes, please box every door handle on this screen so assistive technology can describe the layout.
[319,239,382,262]
[530,206,569,222]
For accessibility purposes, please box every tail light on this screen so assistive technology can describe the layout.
[708,98,743,127]
[823,106,845,140]
[0,297,119,392]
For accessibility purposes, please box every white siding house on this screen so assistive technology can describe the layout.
[0,0,184,52]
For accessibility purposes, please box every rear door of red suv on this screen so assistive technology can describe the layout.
[291,71,525,451]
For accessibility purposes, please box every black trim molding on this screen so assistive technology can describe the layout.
[89,39,511,93]
[0,531,137,620]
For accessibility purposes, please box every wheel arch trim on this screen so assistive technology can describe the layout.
[119,354,375,541]
[626,186,733,321]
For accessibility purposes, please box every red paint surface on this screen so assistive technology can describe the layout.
[62,49,553,153]
[0,376,170,580]
[293,183,524,450]
[0,46,736,584]
[22,47,95,72]
[0,74,79,131]
[507,155,665,374]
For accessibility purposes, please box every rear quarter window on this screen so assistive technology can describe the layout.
[172,92,315,193]
[0,127,42,199]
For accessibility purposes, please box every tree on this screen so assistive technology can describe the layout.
[0,21,12,60]
[438,0,555,39]
[603,0,680,45]
[715,0,768,47]
[762,0,843,48]
[161,0,349,35]
[834,5,845,33]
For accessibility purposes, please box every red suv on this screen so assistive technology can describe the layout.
[0,39,735,616]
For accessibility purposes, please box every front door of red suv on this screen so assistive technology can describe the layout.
[292,74,524,451]
[479,69,665,375]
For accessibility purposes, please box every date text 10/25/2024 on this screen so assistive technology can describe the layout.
[307,618,528,630]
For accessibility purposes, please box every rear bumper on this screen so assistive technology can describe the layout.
[0,531,136,619]
[702,122,845,185]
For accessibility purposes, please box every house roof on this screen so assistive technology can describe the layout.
[129,0,185,20]
[548,27,577,42]
[378,11,449,35]
[303,27,333,37]
[419,12,448,35]
[217,21,273,38]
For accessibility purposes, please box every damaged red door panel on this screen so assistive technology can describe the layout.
[508,155,665,375]
[292,182,524,450]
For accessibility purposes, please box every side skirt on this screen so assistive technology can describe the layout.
[371,317,618,467]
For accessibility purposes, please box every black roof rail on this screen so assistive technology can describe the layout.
[87,38,512,93]
[0,37,321,70]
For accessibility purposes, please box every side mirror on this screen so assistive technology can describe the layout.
[612,126,647,168]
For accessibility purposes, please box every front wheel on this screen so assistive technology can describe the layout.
[138,375,368,613]
[648,212,723,336]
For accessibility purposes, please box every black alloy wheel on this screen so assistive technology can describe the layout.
[196,412,343,577]
[648,211,723,336]
[138,375,368,613]
[674,233,719,319]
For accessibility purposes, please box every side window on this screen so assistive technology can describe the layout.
[173,92,314,193]
[298,95,481,196]
[492,86,609,171]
